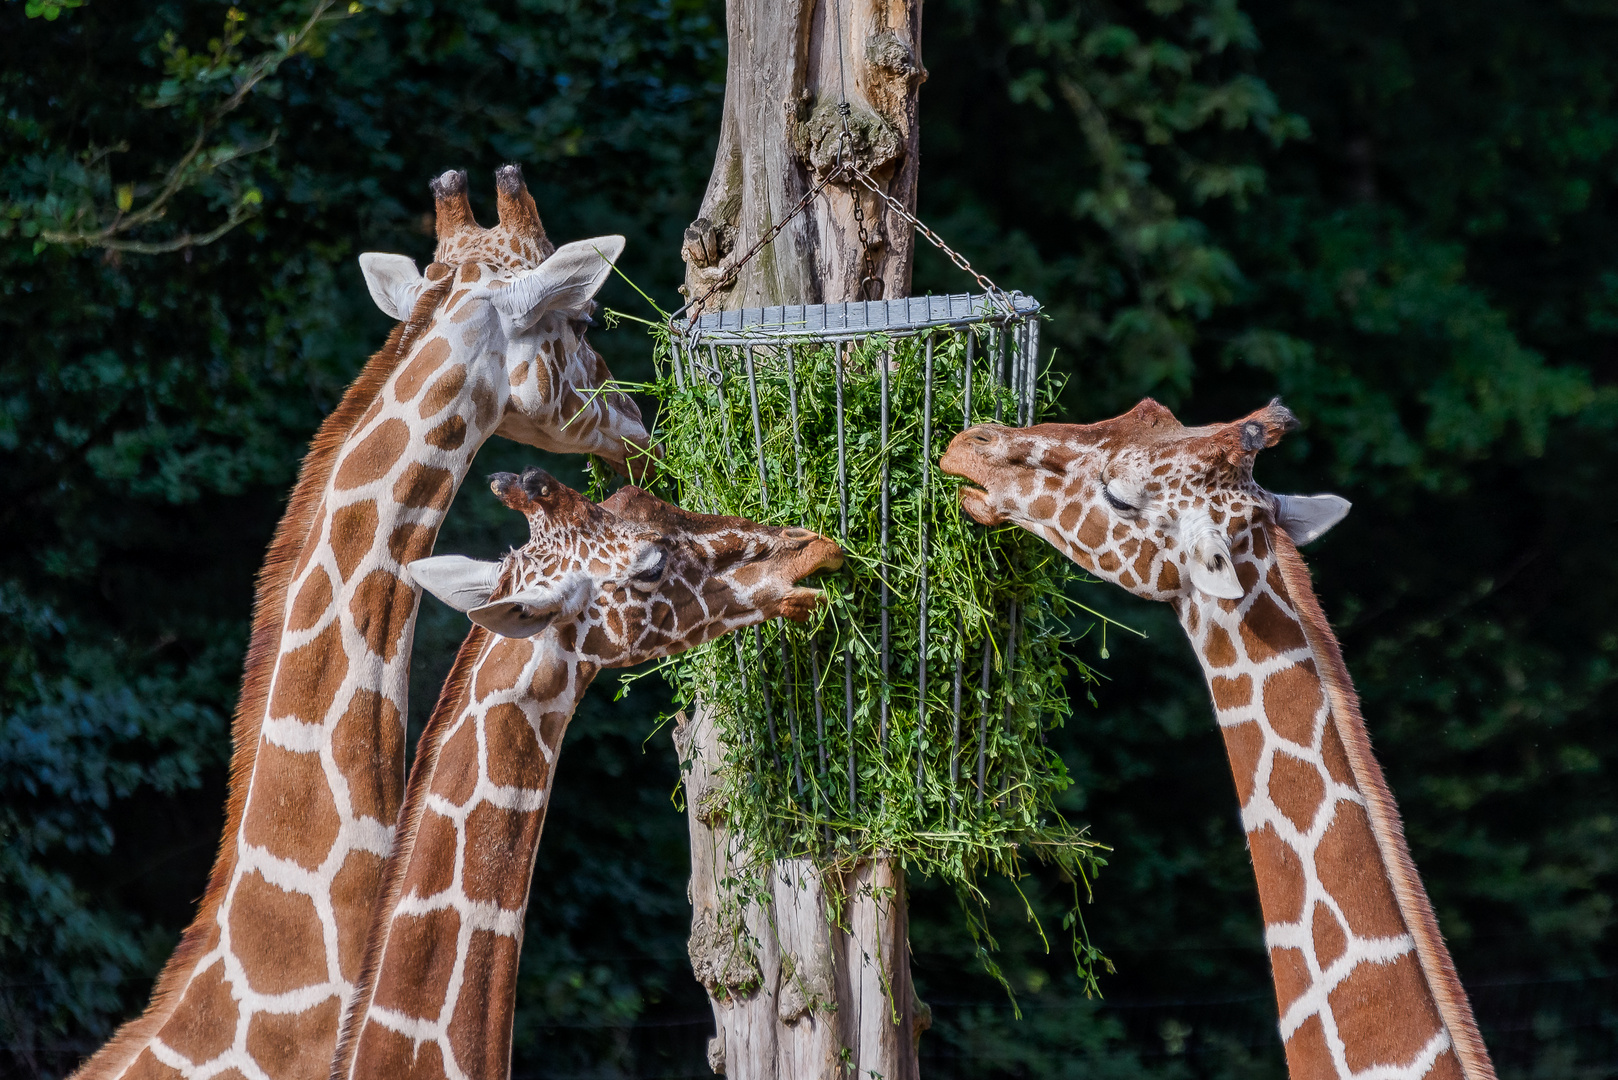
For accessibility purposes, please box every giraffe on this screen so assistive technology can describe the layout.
[325,467,843,1080]
[72,166,656,1080]
[939,399,1495,1080]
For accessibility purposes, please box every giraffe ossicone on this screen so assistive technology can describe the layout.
[331,468,842,1080]
[941,399,1495,1080]
[71,166,655,1080]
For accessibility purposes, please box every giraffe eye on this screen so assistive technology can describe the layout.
[1102,482,1138,513]
[631,550,668,584]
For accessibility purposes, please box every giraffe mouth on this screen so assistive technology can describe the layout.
[777,540,844,622]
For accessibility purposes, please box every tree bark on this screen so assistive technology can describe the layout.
[680,0,924,312]
[677,4,927,1076]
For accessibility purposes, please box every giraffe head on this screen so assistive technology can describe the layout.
[406,468,843,666]
[940,398,1351,604]
[357,166,655,478]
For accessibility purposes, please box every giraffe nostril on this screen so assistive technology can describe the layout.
[781,528,816,542]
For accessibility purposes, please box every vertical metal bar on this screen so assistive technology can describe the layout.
[962,326,975,427]
[879,343,891,748]
[710,344,736,467]
[810,639,827,775]
[757,627,781,770]
[950,617,964,815]
[744,344,769,510]
[670,337,686,388]
[991,327,1004,422]
[785,344,806,488]
[845,648,856,809]
[783,637,804,796]
[1027,318,1042,422]
[835,341,850,538]
[976,633,993,805]
[916,335,935,803]
[998,602,1020,802]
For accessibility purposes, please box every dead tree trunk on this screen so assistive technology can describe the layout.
[676,1,927,1077]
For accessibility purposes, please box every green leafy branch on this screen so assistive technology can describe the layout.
[25,1,356,255]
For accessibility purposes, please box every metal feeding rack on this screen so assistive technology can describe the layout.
[654,291,1072,852]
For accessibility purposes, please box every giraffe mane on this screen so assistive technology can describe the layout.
[329,623,491,1080]
[1270,528,1496,1080]
[67,274,455,1080]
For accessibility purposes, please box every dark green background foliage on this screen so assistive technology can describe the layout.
[1,0,1614,1076]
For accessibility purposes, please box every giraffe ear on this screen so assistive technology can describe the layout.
[406,555,503,612]
[1185,515,1244,600]
[358,253,427,321]
[491,235,626,331]
[1273,493,1351,545]
[466,574,592,639]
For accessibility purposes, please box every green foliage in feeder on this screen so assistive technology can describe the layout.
[634,306,1112,987]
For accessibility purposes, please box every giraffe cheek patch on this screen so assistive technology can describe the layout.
[242,744,341,869]
[371,909,461,1017]
[268,621,348,722]
[1310,901,1348,968]
[1268,750,1326,831]
[463,802,541,908]
[582,622,614,658]
[1248,824,1306,925]
[1315,802,1407,938]
[1221,720,1263,805]
[1132,538,1158,581]
[160,960,238,1063]
[485,703,546,789]
[330,851,387,984]
[449,930,522,1080]
[431,720,480,807]
[1330,952,1445,1074]
[1076,508,1108,549]
[1235,559,1260,595]
[1263,662,1324,745]
[1029,495,1056,520]
[396,337,452,401]
[1239,594,1308,662]
[1058,499,1083,532]
[334,419,411,490]
[330,500,380,582]
[1097,550,1122,574]
[350,569,416,661]
[332,688,404,822]
[246,998,340,1080]
[229,871,327,995]
[1268,945,1311,1017]
[1282,1014,1335,1080]
[1155,559,1181,593]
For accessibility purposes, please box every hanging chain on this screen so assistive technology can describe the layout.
[839,103,883,302]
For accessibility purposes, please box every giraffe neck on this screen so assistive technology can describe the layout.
[1180,523,1492,1080]
[72,283,523,1080]
[333,628,595,1080]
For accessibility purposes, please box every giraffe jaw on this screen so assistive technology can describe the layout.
[777,541,844,622]
[955,484,1007,526]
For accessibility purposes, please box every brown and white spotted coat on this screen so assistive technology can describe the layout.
[941,400,1496,1080]
[72,169,653,1080]
[329,469,841,1080]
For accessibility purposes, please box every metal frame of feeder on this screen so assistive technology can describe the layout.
[668,292,1044,815]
